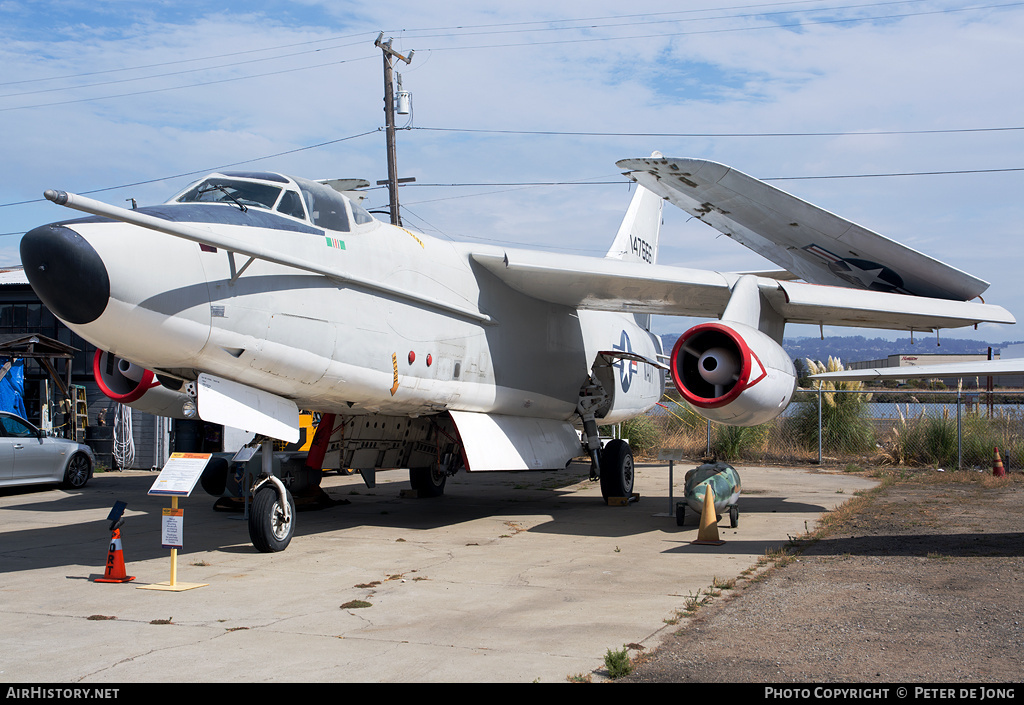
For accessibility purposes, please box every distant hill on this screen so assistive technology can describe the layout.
[659,333,1023,365]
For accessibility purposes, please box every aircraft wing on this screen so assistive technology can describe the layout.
[471,250,1014,332]
[811,358,1024,382]
[615,156,989,302]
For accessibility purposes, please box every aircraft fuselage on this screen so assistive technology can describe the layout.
[23,178,663,428]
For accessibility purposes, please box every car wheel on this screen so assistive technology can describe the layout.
[62,453,91,489]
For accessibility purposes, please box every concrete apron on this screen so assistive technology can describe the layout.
[0,462,875,683]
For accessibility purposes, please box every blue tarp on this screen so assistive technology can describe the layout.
[0,358,26,418]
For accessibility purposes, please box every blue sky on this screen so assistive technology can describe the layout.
[2,0,1022,344]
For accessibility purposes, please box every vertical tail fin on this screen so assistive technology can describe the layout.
[606,152,664,266]
[607,153,665,331]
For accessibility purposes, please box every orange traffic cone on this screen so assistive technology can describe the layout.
[691,485,726,546]
[993,447,1006,478]
[94,528,135,583]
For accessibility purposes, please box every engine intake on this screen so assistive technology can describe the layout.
[93,349,194,418]
[670,321,796,426]
[94,349,159,403]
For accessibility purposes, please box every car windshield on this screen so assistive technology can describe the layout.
[176,178,282,211]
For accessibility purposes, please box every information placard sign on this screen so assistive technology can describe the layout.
[148,453,212,497]
[161,508,184,549]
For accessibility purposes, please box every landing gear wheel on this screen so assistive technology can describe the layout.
[249,486,295,553]
[676,502,686,527]
[599,439,634,504]
[410,466,446,497]
[61,453,91,489]
[729,505,739,528]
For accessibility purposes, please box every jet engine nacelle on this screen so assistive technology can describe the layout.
[670,321,796,427]
[93,349,194,419]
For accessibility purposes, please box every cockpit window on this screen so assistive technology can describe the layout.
[276,190,306,220]
[293,177,350,232]
[177,178,282,211]
[351,200,375,225]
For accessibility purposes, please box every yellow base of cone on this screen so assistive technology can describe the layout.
[691,485,725,546]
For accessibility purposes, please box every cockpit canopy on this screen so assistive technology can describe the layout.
[172,171,374,232]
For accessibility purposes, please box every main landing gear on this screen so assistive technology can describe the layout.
[409,447,463,498]
[249,481,295,553]
[246,438,297,553]
[577,375,636,504]
[409,465,446,497]
[598,438,635,504]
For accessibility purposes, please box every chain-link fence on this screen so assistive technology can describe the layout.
[619,390,1024,470]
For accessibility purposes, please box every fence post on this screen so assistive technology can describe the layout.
[957,384,962,471]
[817,385,823,465]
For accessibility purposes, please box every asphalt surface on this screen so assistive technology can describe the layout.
[0,461,874,683]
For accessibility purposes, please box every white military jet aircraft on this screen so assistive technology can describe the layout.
[20,155,1014,551]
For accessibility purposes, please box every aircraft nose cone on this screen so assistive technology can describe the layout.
[21,223,110,325]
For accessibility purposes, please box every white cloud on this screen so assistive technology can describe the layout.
[2,1,1022,343]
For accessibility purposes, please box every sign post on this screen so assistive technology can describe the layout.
[139,453,211,592]
[656,449,687,519]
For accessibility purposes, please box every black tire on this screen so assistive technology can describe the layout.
[730,505,739,528]
[248,486,295,553]
[199,457,229,496]
[409,466,446,497]
[676,502,686,527]
[599,439,634,504]
[61,453,91,489]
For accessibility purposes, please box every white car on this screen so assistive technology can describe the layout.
[0,412,95,489]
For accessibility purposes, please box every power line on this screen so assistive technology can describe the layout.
[0,39,373,99]
[394,0,936,40]
[6,2,1019,109]
[399,166,1024,208]
[2,162,1020,238]
[0,1,914,90]
[0,56,377,113]
[383,0,847,32]
[0,31,377,88]
[0,128,381,210]
[413,125,1024,138]
[414,2,1024,51]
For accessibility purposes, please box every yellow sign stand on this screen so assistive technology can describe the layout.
[138,496,208,592]
[139,453,211,592]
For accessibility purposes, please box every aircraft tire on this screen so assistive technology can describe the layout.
[409,466,446,497]
[599,439,634,504]
[676,502,686,527]
[730,505,739,528]
[248,486,295,553]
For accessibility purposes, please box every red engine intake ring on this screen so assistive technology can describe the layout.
[92,349,160,403]
[670,322,767,409]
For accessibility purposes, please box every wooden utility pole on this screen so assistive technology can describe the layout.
[375,33,414,226]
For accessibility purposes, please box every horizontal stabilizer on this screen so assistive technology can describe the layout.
[448,411,582,471]
[616,156,989,301]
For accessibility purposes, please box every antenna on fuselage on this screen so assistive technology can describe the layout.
[374,33,416,227]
